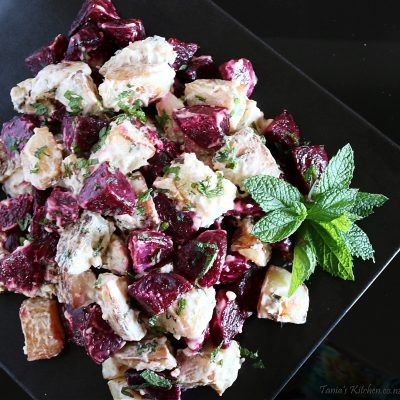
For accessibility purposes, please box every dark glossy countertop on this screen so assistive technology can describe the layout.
[1,0,399,398]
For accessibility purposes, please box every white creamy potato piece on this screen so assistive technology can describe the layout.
[108,379,143,400]
[153,153,236,228]
[56,71,102,115]
[99,63,175,109]
[0,140,20,183]
[59,154,94,195]
[213,127,281,190]
[102,357,127,380]
[155,92,184,142]
[55,211,114,275]
[91,120,156,174]
[257,265,309,324]
[231,217,272,267]
[112,336,177,372]
[100,36,176,74]
[236,99,264,130]
[177,341,241,395]
[158,287,216,340]
[103,235,130,275]
[184,79,248,131]
[114,171,159,232]
[2,167,32,197]
[96,273,146,341]
[20,127,63,190]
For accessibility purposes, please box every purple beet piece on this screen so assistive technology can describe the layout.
[0,194,32,232]
[128,230,173,273]
[78,162,136,216]
[271,237,294,261]
[45,188,80,228]
[1,115,38,156]
[32,188,52,212]
[263,110,300,149]
[167,37,198,70]
[177,55,218,83]
[98,18,145,47]
[69,0,119,36]
[128,272,192,315]
[25,34,68,75]
[174,230,227,287]
[0,244,43,295]
[291,145,329,194]
[4,227,23,253]
[173,105,229,149]
[227,267,266,313]
[82,304,125,364]
[224,197,263,218]
[152,192,196,241]
[60,304,90,346]
[210,288,250,347]
[219,253,252,285]
[219,58,257,97]
[62,115,107,158]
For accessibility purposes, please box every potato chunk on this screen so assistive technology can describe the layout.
[19,298,64,361]
[108,378,143,400]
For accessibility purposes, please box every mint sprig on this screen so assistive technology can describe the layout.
[244,144,388,296]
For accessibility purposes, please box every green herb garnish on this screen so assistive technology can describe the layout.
[193,241,218,286]
[32,102,48,116]
[240,345,265,369]
[138,188,153,203]
[191,173,224,198]
[176,297,187,315]
[34,145,49,159]
[215,143,237,169]
[115,91,147,123]
[195,95,206,102]
[17,214,32,231]
[135,340,158,356]
[155,111,170,132]
[64,90,83,114]
[210,342,224,363]
[121,370,180,394]
[159,221,170,231]
[30,162,40,174]
[92,126,110,152]
[163,165,181,180]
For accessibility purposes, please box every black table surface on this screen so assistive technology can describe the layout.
[1,0,399,398]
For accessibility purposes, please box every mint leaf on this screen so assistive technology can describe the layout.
[243,175,303,213]
[341,224,375,261]
[288,224,317,296]
[140,370,178,390]
[252,203,307,243]
[330,214,352,232]
[308,221,354,280]
[350,192,388,218]
[307,188,358,222]
[310,144,354,196]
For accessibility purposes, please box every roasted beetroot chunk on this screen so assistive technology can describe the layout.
[4,228,24,253]
[177,55,218,83]
[219,58,257,97]
[167,37,198,70]
[291,145,329,194]
[98,18,146,48]
[225,197,263,218]
[1,115,38,156]
[219,253,252,285]
[128,230,173,273]
[69,0,119,36]
[25,34,68,75]
[210,289,250,347]
[62,115,107,158]
[0,245,43,295]
[173,105,229,149]
[263,110,300,149]
[78,162,136,216]
[128,272,192,315]
[0,194,32,232]
[45,188,79,228]
[174,230,227,287]
[61,304,90,346]
[153,193,196,241]
[82,304,124,364]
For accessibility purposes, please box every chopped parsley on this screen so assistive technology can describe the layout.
[193,241,219,286]
[176,297,187,315]
[30,162,40,174]
[191,172,224,198]
[210,342,224,363]
[215,144,237,169]
[240,346,265,369]
[286,130,299,144]
[64,90,83,114]
[39,217,50,226]
[34,145,49,159]
[230,96,241,117]
[32,102,48,116]
[71,142,83,157]
[148,315,159,328]
[135,340,158,356]
[136,205,145,216]
[94,276,102,289]
[163,165,181,180]
[75,158,98,177]
[17,214,32,231]
[159,221,170,231]
[92,126,110,152]
[115,91,147,123]
[155,111,170,132]
[138,188,153,203]
[195,94,206,102]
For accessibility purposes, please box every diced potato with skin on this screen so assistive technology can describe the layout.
[213,127,281,190]
[2,167,32,197]
[258,265,309,324]
[56,211,114,275]
[96,273,146,341]
[19,298,64,361]
[236,99,264,131]
[231,217,272,267]
[102,356,128,380]
[113,336,177,372]
[108,379,144,400]
[20,127,63,190]
[158,287,216,340]
[103,235,130,275]
[177,341,241,395]
[91,120,156,174]
[57,270,96,308]
[60,154,87,195]
[184,79,248,132]
[56,71,102,115]
[114,171,159,232]
[0,140,20,183]
[155,92,184,142]
[100,36,176,75]
[153,153,237,228]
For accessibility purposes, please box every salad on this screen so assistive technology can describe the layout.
[0,0,388,399]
